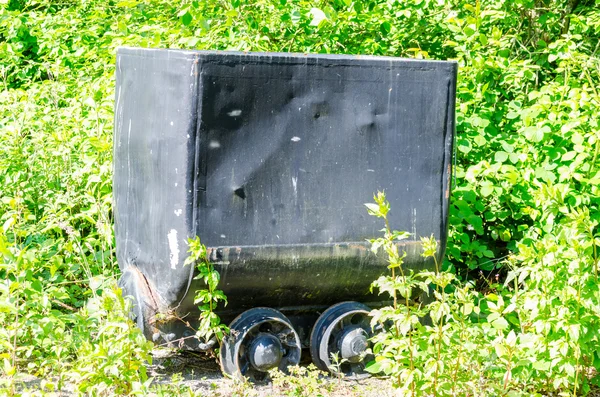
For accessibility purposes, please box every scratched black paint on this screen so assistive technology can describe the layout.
[113,48,457,344]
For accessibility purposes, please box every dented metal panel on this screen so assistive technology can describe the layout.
[114,48,456,343]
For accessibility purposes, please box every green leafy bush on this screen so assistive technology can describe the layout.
[66,286,153,395]
[366,191,600,395]
[1,0,599,394]
[185,237,228,344]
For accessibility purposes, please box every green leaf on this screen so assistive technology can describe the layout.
[380,22,391,35]
[457,137,472,154]
[498,49,510,58]
[207,270,220,290]
[0,301,16,313]
[466,215,483,233]
[523,126,545,142]
[2,217,14,233]
[572,133,584,145]
[491,317,509,330]
[309,8,327,27]
[480,184,494,197]
[561,151,576,161]
[494,151,508,163]
[291,10,301,24]
[463,26,475,37]
[532,361,551,371]
[117,20,128,34]
[365,360,384,374]
[181,11,193,26]
[501,142,514,153]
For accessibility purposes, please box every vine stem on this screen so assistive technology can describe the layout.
[396,253,415,397]
[384,215,402,388]
[10,284,19,397]
[572,265,583,397]
[433,253,442,397]
[591,227,598,284]
[452,311,465,396]
[385,216,398,313]
[384,214,414,395]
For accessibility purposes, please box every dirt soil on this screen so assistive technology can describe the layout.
[149,348,399,397]
[6,349,398,396]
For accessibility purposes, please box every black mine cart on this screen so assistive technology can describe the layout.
[114,47,457,379]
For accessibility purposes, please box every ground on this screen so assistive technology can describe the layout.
[6,349,399,396]
[149,348,399,396]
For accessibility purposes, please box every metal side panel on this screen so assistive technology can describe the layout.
[194,53,456,249]
[114,48,200,308]
[113,48,457,333]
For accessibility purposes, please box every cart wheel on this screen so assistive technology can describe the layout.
[309,301,373,379]
[220,307,301,381]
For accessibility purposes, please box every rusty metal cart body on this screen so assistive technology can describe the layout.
[113,47,456,379]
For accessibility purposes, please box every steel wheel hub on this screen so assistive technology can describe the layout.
[338,326,368,363]
[248,333,284,371]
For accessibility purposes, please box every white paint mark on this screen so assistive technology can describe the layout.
[175,183,178,187]
[292,176,298,195]
[115,86,122,121]
[227,109,242,117]
[298,107,302,111]
[291,136,301,142]
[412,208,417,238]
[367,169,375,172]
[209,140,221,149]
[187,134,190,138]
[174,209,183,217]
[168,229,179,269]
[175,168,178,174]
[170,121,174,126]
[220,234,226,239]
[116,89,123,148]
